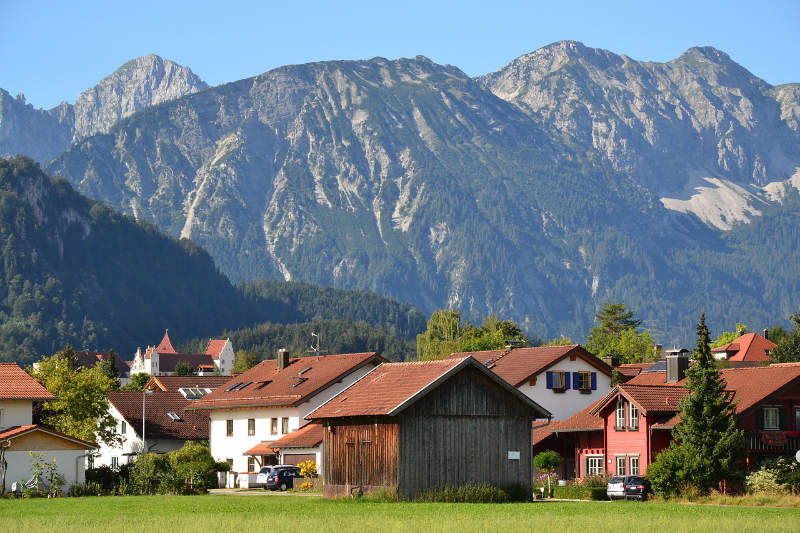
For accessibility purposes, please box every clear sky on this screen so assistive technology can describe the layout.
[2,0,798,110]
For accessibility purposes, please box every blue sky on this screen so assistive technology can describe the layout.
[2,0,798,109]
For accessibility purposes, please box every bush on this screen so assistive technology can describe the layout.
[647,444,688,498]
[579,475,608,488]
[552,485,608,500]
[746,468,786,495]
[85,466,119,493]
[760,457,800,493]
[417,483,510,503]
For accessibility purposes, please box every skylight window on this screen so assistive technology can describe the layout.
[236,382,252,391]
[225,382,243,392]
[298,367,312,376]
[167,412,183,422]
[254,380,272,390]
[290,377,308,389]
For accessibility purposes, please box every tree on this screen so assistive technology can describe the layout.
[30,345,120,446]
[710,323,749,349]
[416,311,528,361]
[417,309,462,360]
[232,350,258,374]
[771,309,800,363]
[120,372,152,391]
[586,303,654,364]
[173,361,195,376]
[543,336,574,346]
[533,450,562,496]
[99,351,120,389]
[651,313,745,496]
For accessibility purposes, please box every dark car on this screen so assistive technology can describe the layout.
[622,476,651,500]
[265,466,301,491]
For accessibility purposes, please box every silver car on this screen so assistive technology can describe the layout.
[606,476,628,500]
[255,466,273,487]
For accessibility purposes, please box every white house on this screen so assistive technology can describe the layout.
[129,331,234,377]
[186,350,385,477]
[94,390,209,468]
[450,345,613,420]
[0,363,96,495]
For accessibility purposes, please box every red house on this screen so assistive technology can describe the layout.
[535,353,800,478]
[712,331,777,363]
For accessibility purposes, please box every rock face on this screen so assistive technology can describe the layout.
[27,43,800,343]
[0,55,207,162]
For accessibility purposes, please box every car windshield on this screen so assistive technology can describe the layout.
[259,467,271,474]
[609,477,624,484]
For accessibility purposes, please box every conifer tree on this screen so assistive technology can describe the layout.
[672,313,744,493]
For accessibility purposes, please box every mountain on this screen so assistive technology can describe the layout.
[32,43,800,344]
[0,157,424,366]
[0,55,207,163]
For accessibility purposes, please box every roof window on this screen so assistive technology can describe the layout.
[167,412,183,422]
[290,377,308,389]
[225,382,243,392]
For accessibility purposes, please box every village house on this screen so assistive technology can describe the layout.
[0,363,96,495]
[712,330,777,363]
[534,351,800,479]
[308,356,551,499]
[129,331,234,376]
[94,390,209,468]
[74,350,132,385]
[143,375,230,398]
[450,345,612,420]
[185,350,385,481]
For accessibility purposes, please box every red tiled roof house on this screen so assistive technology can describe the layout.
[129,331,235,377]
[308,356,550,499]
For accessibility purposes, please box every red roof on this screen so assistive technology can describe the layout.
[616,363,651,379]
[712,333,777,362]
[204,339,228,360]
[270,423,323,449]
[309,356,550,419]
[533,398,605,446]
[0,363,55,401]
[156,353,216,373]
[156,331,176,354]
[144,375,230,392]
[244,442,277,456]
[0,424,97,448]
[107,391,209,440]
[449,345,610,387]
[187,352,386,410]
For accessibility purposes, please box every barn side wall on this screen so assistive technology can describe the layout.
[398,366,534,499]
[321,418,398,498]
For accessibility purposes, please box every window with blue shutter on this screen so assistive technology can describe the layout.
[564,372,571,390]
[546,371,553,389]
[573,372,581,390]
[591,372,597,390]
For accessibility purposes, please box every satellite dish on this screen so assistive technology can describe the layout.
[795,449,800,463]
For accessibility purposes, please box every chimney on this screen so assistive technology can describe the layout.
[738,328,744,337]
[763,328,768,340]
[653,344,663,360]
[666,350,689,383]
[601,355,619,367]
[276,348,290,371]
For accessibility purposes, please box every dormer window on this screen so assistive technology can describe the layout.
[615,400,626,430]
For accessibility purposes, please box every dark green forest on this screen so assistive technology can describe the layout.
[0,157,425,366]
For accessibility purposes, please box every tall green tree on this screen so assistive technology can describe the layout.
[120,372,152,391]
[655,313,745,495]
[30,345,120,445]
[585,303,654,363]
[232,350,259,374]
[173,361,195,376]
[710,323,749,349]
[417,309,462,360]
[771,309,800,363]
[416,311,528,360]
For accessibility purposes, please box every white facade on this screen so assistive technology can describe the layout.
[214,340,234,376]
[5,449,89,494]
[0,399,33,429]
[516,358,612,420]
[208,363,377,473]
[130,339,233,376]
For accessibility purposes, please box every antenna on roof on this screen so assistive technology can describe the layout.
[308,330,328,356]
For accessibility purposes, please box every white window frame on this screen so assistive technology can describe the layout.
[551,371,565,389]
[281,417,290,434]
[121,420,126,435]
[629,403,639,430]
[248,418,256,436]
[226,419,234,437]
[763,406,780,430]
[616,456,626,476]
[111,456,119,470]
[615,401,626,430]
[629,455,640,476]
[586,456,604,476]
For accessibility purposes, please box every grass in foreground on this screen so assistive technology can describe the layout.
[1,494,799,533]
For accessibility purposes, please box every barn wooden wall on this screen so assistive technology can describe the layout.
[397,366,533,499]
[322,417,398,498]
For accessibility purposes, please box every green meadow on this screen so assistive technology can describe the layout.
[1,494,799,532]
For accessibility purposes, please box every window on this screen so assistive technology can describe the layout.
[271,418,278,435]
[616,456,626,476]
[226,419,234,437]
[763,407,780,430]
[111,456,119,470]
[629,456,640,476]
[247,456,256,472]
[0,408,5,428]
[226,458,233,470]
[578,371,592,391]
[587,456,604,476]
[551,371,565,389]
[121,421,126,434]
[167,412,183,422]
[615,401,626,430]
[629,404,639,430]
[795,407,800,430]
[248,418,256,436]
[281,417,290,434]
[87,455,94,469]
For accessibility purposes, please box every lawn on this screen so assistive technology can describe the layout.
[1,494,799,532]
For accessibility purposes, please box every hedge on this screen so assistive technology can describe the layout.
[552,485,608,500]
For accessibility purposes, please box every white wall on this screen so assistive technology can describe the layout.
[208,361,379,473]
[216,341,234,376]
[516,359,612,420]
[5,449,89,495]
[0,400,33,429]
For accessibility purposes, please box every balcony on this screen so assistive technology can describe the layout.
[745,430,800,453]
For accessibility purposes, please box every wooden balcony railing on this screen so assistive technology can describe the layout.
[745,430,800,452]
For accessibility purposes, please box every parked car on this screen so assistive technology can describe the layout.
[265,466,302,491]
[256,466,274,487]
[622,476,651,500]
[606,476,629,500]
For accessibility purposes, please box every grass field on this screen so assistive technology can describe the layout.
[1,494,799,532]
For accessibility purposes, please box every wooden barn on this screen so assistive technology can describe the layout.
[307,356,551,499]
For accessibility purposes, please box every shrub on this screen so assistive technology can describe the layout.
[298,459,318,478]
[647,444,688,498]
[579,475,608,488]
[85,466,119,493]
[165,441,220,494]
[746,468,786,495]
[552,485,608,500]
[417,483,510,503]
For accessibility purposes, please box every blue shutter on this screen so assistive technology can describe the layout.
[591,372,597,390]
[564,372,571,390]
[546,371,553,389]
[573,372,580,389]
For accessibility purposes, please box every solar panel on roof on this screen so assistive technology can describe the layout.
[644,361,666,373]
